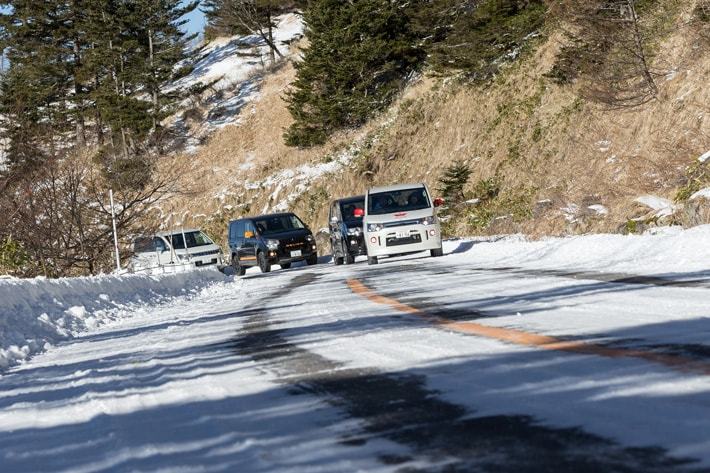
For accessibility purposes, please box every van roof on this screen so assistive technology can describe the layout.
[156,229,200,237]
[230,212,296,224]
[332,195,365,205]
[368,183,425,194]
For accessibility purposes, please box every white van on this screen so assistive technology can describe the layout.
[130,229,223,273]
[363,183,444,265]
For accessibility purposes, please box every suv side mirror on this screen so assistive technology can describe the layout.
[353,208,364,218]
[244,231,255,239]
[433,198,445,207]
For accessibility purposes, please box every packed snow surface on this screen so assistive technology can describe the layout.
[1,225,709,471]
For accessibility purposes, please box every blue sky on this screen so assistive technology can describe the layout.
[183,2,207,37]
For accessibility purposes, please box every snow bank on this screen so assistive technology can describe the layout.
[0,269,227,370]
[443,224,710,276]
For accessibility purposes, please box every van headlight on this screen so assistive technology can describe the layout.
[347,227,361,236]
[367,223,383,233]
[266,239,279,250]
[419,216,436,226]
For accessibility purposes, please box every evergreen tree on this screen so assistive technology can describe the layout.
[284,0,424,147]
[422,0,547,81]
[438,159,473,205]
[0,0,199,172]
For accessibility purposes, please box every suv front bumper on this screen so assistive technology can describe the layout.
[365,224,442,258]
[267,244,318,264]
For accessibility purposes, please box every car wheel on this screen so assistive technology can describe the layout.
[306,254,318,265]
[334,256,344,265]
[431,247,444,257]
[231,255,246,276]
[258,252,271,273]
[280,262,292,270]
[367,256,378,265]
[345,253,355,265]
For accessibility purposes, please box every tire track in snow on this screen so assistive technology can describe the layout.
[231,271,707,472]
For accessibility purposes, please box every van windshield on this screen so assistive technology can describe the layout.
[340,198,365,226]
[167,231,213,249]
[254,214,306,236]
[367,188,430,215]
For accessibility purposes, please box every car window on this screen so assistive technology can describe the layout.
[340,198,365,224]
[167,231,213,249]
[153,237,167,252]
[367,188,430,215]
[254,214,306,236]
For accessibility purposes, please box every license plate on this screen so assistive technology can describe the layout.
[396,231,409,239]
[290,250,302,257]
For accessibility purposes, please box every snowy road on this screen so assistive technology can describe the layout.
[2,236,710,472]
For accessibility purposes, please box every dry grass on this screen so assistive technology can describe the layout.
[156,2,710,248]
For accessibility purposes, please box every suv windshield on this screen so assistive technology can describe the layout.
[254,214,306,236]
[367,188,431,215]
[340,199,365,226]
[167,231,213,249]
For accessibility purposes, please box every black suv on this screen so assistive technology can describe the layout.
[228,213,318,275]
[328,196,367,265]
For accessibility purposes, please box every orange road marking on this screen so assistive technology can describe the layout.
[346,278,710,376]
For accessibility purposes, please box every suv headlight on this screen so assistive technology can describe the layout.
[419,216,436,226]
[266,239,279,250]
[347,227,361,236]
[367,223,383,233]
[306,234,314,242]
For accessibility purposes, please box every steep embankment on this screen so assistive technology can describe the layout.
[160,3,709,248]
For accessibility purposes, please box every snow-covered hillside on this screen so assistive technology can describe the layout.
[169,13,303,153]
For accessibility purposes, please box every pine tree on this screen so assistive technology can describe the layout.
[438,159,473,205]
[423,0,547,81]
[284,0,424,147]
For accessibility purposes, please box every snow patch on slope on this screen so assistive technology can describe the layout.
[634,195,679,218]
[170,13,304,153]
[0,269,227,370]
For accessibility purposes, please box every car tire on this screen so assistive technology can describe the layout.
[367,256,378,265]
[334,256,344,265]
[258,252,271,273]
[280,262,292,270]
[431,247,444,257]
[306,254,318,266]
[345,253,355,265]
[231,255,246,276]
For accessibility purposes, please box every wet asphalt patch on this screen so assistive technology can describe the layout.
[231,272,708,472]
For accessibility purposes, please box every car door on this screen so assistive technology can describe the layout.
[239,220,258,264]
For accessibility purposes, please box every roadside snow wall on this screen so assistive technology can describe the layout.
[0,269,227,369]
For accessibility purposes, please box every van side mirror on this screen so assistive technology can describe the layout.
[353,208,364,218]
[433,198,445,207]
[244,231,255,238]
